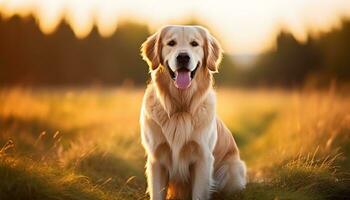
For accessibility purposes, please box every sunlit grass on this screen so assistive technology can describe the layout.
[0,86,349,199]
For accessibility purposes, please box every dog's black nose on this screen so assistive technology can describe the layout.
[176,53,190,67]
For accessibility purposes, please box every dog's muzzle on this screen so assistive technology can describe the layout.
[166,61,200,90]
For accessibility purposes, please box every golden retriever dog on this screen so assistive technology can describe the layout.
[140,25,246,200]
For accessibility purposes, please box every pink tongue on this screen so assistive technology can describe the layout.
[175,70,191,89]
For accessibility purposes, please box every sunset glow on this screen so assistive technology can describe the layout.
[0,0,350,54]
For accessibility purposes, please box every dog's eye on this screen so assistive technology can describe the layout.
[190,41,199,47]
[167,40,176,47]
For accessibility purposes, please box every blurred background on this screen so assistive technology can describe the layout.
[0,0,350,87]
[1,1,350,200]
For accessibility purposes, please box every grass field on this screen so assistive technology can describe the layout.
[0,86,350,200]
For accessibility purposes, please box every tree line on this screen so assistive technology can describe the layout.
[0,14,349,87]
[219,19,350,87]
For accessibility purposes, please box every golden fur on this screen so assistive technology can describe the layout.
[140,25,246,200]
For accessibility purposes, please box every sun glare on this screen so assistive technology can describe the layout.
[0,0,349,53]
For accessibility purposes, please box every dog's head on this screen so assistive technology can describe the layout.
[141,25,222,90]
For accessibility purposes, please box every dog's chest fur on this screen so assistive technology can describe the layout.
[142,87,217,180]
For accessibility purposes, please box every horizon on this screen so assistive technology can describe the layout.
[1,0,350,54]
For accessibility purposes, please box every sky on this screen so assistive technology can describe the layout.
[0,0,350,54]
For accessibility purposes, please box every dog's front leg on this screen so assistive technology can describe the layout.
[146,157,168,200]
[192,151,214,200]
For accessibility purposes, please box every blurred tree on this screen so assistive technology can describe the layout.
[316,19,350,80]
[0,15,149,86]
[249,31,321,86]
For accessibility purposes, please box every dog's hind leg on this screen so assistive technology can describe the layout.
[214,157,247,193]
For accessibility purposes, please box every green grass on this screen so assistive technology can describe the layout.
[0,87,349,199]
[0,154,109,200]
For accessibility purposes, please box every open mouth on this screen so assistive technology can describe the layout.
[166,61,199,89]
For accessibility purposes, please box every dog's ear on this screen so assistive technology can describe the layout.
[141,31,161,71]
[204,31,223,72]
